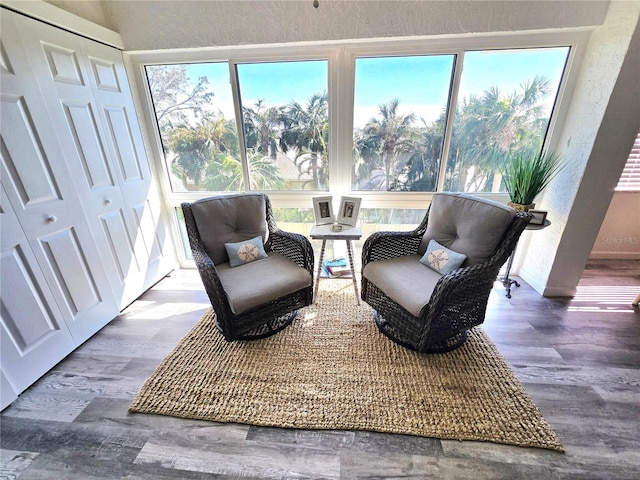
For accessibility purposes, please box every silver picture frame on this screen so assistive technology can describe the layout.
[313,196,334,225]
[337,196,361,226]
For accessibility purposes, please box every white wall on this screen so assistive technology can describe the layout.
[94,0,609,51]
[519,1,640,296]
[47,0,107,27]
[590,192,640,259]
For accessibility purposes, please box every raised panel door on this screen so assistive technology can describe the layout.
[1,11,119,344]
[85,43,170,303]
[1,370,17,411]
[0,187,75,397]
[83,39,172,295]
[13,12,172,308]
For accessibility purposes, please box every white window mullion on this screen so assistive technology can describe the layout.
[332,46,355,197]
[228,60,251,192]
[437,50,465,193]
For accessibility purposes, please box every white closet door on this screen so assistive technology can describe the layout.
[13,13,170,308]
[1,12,120,344]
[82,37,170,306]
[1,370,17,411]
[1,186,76,396]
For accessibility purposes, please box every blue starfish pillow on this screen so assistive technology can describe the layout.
[420,239,467,275]
[224,236,268,267]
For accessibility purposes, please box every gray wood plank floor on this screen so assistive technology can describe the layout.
[2,262,639,479]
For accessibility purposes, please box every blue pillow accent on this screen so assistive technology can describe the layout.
[420,239,467,274]
[224,236,268,267]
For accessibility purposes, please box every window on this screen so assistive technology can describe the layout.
[236,60,329,190]
[134,35,581,263]
[352,55,455,192]
[616,131,640,191]
[444,48,569,193]
[146,63,241,193]
[145,60,329,194]
[143,46,570,198]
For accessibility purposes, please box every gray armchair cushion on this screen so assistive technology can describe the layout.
[418,193,516,266]
[217,252,312,314]
[363,254,442,318]
[190,193,268,265]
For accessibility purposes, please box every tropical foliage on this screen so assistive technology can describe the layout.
[279,92,329,190]
[147,65,214,133]
[444,76,554,192]
[354,99,417,191]
[147,66,555,195]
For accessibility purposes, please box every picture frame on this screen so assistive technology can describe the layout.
[337,196,361,227]
[312,196,334,225]
[528,209,547,225]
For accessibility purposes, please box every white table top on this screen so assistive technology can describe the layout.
[310,224,362,240]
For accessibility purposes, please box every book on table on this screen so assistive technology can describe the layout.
[321,257,352,278]
[327,265,352,277]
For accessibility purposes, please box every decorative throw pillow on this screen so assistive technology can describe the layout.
[419,239,467,275]
[224,236,268,267]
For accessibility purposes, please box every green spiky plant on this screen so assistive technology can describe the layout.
[501,151,564,208]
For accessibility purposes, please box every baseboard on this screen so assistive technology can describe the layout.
[589,252,640,260]
[517,268,544,295]
[518,268,576,298]
[541,285,577,297]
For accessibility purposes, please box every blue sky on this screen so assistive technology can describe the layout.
[176,47,569,128]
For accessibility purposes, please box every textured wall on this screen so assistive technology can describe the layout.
[518,0,640,295]
[45,0,108,28]
[89,0,610,51]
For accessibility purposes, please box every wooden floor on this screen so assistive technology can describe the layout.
[2,261,639,479]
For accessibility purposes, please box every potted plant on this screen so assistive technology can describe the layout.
[501,151,564,211]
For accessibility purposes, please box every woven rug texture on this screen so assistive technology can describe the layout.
[129,281,563,452]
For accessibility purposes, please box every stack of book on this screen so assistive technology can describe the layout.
[322,257,352,278]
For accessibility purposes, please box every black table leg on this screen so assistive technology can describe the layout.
[500,241,520,298]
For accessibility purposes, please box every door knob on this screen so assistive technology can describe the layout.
[47,215,57,223]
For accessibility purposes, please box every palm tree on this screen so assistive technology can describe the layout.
[403,117,445,191]
[199,112,239,155]
[354,99,417,191]
[242,100,281,159]
[167,112,240,190]
[279,92,329,190]
[204,148,285,191]
[167,125,210,189]
[446,76,553,192]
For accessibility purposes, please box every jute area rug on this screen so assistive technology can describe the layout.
[129,281,563,452]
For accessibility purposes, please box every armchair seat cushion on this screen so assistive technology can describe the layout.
[363,254,442,318]
[217,252,313,314]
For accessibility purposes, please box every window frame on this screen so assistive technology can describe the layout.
[128,30,590,265]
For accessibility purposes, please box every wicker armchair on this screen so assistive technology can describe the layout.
[361,193,531,353]
[182,193,314,341]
